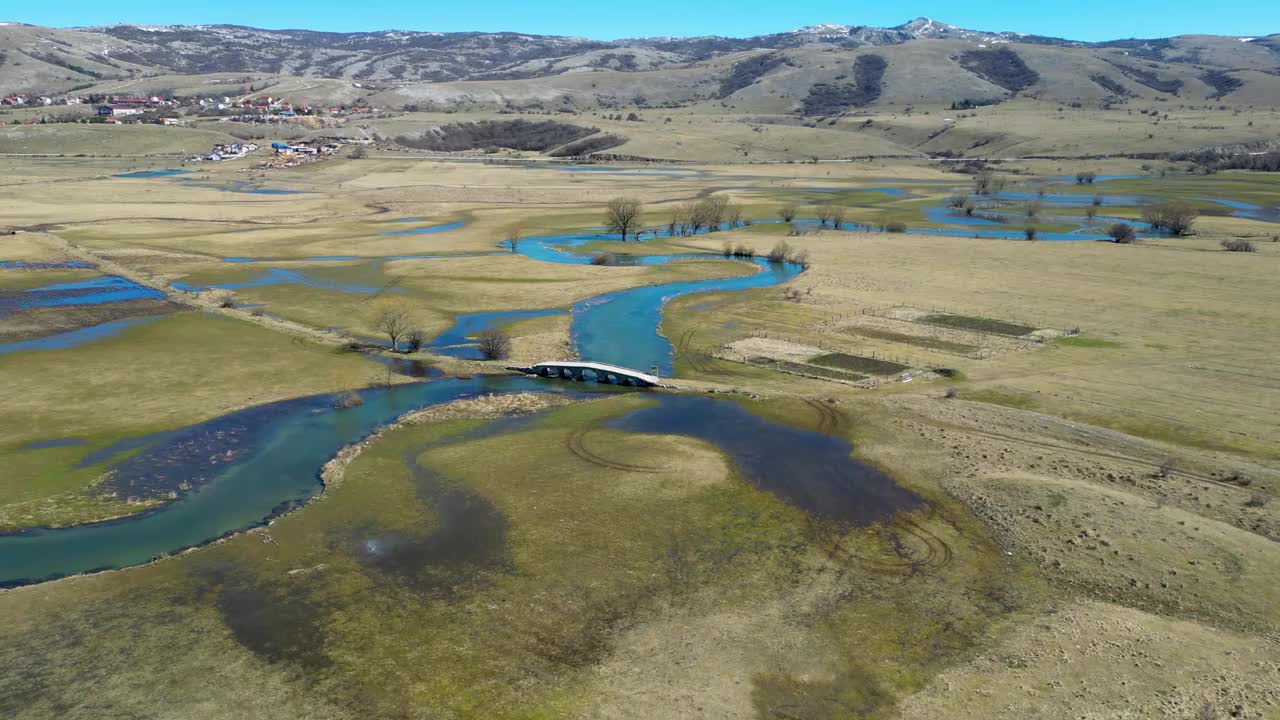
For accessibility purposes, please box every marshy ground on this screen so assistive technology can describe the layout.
[1,153,1278,719]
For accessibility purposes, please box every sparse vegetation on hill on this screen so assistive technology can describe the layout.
[1104,60,1183,94]
[800,54,887,115]
[396,119,600,152]
[718,52,786,98]
[1089,73,1132,97]
[957,47,1039,92]
[1200,70,1244,99]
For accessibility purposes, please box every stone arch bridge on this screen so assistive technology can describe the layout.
[509,361,661,387]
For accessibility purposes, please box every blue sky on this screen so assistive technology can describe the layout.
[5,0,1277,41]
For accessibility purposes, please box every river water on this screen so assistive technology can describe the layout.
[0,376,917,586]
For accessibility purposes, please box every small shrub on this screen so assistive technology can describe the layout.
[1220,239,1256,252]
[944,387,959,399]
[590,252,615,265]
[1244,494,1269,508]
[767,241,793,263]
[333,391,364,409]
[1155,457,1177,479]
[477,329,512,360]
[1223,469,1251,486]
[1107,223,1137,243]
[1023,226,1038,241]
[405,329,426,352]
[884,222,907,233]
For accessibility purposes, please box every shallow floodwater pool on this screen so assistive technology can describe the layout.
[0,377,918,587]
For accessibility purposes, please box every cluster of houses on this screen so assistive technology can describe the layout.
[191,137,360,165]
[197,142,260,162]
[263,137,364,167]
[95,96,176,121]
[3,92,380,123]
[2,95,86,107]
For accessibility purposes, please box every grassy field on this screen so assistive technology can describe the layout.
[0,392,1023,719]
[0,311,384,531]
[663,226,1280,458]
[1,147,1279,719]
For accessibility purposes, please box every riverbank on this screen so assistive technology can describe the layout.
[319,391,580,491]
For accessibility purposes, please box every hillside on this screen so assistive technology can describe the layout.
[0,19,1276,99]
[3,18,1278,160]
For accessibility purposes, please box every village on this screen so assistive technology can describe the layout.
[0,91,379,126]
[1,89,372,166]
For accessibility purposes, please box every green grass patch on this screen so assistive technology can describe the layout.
[920,313,1037,337]
[748,356,867,382]
[838,326,978,355]
[1056,336,1120,348]
[809,352,909,375]
[0,311,384,529]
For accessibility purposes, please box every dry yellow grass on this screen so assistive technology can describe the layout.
[669,228,1280,459]
[898,600,1280,720]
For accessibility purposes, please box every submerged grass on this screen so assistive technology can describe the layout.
[0,392,1022,719]
[0,312,380,530]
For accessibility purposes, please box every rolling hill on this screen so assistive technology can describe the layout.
[2,18,1278,160]
[0,18,1276,106]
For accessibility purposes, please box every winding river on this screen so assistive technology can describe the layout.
[7,169,1273,586]
[0,375,915,587]
[1,225,812,587]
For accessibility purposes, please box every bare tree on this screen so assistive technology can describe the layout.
[375,307,414,352]
[829,206,847,230]
[1142,201,1199,236]
[704,197,731,231]
[476,329,512,360]
[687,200,712,235]
[405,328,426,352]
[815,205,834,228]
[604,197,643,241]
[505,227,522,253]
[974,171,996,195]
[1085,206,1098,223]
[779,204,799,223]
